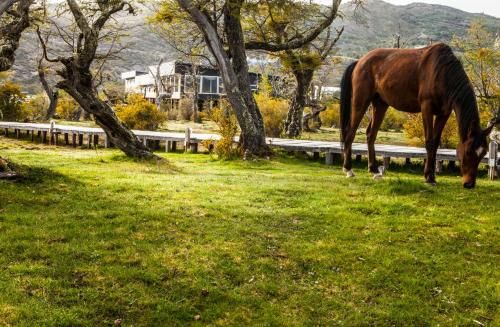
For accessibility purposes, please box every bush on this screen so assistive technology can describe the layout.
[319,103,340,128]
[56,91,82,120]
[115,94,167,130]
[178,98,194,121]
[254,92,288,137]
[380,108,406,131]
[0,81,28,121]
[209,102,241,159]
[24,93,49,121]
[403,113,459,148]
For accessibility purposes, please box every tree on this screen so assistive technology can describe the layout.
[0,0,33,72]
[0,0,34,179]
[147,13,210,122]
[156,0,341,156]
[37,55,59,120]
[281,30,342,137]
[452,20,500,123]
[243,1,344,137]
[37,0,160,160]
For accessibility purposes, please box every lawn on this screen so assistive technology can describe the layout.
[0,137,498,326]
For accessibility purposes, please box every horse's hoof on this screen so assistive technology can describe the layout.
[346,170,355,178]
[378,166,385,175]
[373,173,383,180]
[426,181,437,187]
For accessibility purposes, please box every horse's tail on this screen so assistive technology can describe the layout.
[340,60,358,144]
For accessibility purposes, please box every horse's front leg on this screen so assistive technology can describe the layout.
[343,107,367,178]
[421,104,436,185]
[367,101,388,178]
[431,113,451,174]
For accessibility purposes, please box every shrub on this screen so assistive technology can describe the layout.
[254,92,288,137]
[380,108,407,131]
[319,103,340,128]
[115,93,167,130]
[24,93,49,121]
[319,102,371,130]
[403,112,459,148]
[0,81,28,121]
[178,98,194,121]
[209,102,241,159]
[56,91,82,120]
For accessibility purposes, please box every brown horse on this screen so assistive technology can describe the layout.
[340,43,497,188]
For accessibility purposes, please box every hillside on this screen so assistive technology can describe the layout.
[9,0,500,93]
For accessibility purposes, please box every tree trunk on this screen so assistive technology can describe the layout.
[223,1,270,156]
[38,59,59,120]
[57,63,160,160]
[177,0,271,157]
[45,91,59,120]
[303,102,327,132]
[0,0,33,179]
[284,68,314,138]
[0,0,32,72]
[0,0,19,17]
[192,65,202,123]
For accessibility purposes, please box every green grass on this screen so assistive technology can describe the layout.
[0,137,498,326]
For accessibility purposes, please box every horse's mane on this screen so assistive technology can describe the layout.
[431,44,480,141]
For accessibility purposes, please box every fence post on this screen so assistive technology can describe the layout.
[49,121,55,145]
[488,141,498,181]
[185,127,192,152]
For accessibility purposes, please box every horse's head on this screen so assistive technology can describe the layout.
[457,116,498,188]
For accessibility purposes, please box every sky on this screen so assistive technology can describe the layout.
[316,0,500,17]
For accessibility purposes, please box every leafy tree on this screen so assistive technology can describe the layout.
[37,0,160,160]
[155,0,341,156]
[0,0,33,72]
[243,1,346,137]
[452,20,500,123]
[0,0,33,179]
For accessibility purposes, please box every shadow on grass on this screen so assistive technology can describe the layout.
[107,153,182,174]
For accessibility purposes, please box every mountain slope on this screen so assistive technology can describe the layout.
[9,0,500,93]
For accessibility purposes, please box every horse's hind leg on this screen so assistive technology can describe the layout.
[343,96,371,177]
[366,98,388,177]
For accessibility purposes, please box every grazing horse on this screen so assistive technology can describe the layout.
[340,43,497,188]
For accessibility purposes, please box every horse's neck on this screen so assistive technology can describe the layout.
[454,104,481,142]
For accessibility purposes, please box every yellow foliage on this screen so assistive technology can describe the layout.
[403,113,459,148]
[319,103,340,128]
[0,81,29,122]
[56,91,81,120]
[208,103,241,159]
[24,93,49,121]
[254,92,288,137]
[380,108,407,131]
[115,94,167,130]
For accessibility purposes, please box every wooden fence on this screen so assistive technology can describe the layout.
[1,121,498,179]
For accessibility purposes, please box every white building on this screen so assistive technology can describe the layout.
[121,60,262,109]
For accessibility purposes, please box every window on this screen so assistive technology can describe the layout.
[200,76,218,94]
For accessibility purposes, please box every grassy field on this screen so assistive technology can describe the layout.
[0,137,498,326]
